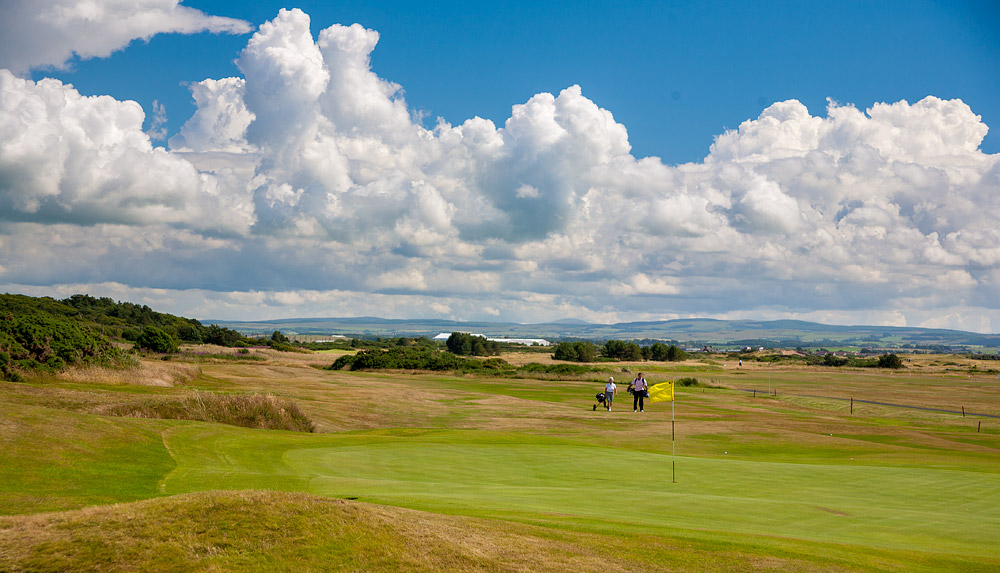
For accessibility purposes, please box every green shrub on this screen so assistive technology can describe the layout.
[877,353,904,369]
[650,343,687,362]
[0,305,115,380]
[266,340,306,353]
[135,326,179,354]
[329,347,512,372]
[823,353,849,367]
[552,341,598,362]
[445,332,501,356]
[518,363,597,375]
[602,340,643,361]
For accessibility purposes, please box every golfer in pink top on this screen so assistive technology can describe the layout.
[632,373,648,412]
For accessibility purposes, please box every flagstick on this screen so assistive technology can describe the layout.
[672,400,676,483]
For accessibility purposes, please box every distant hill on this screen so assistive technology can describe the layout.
[5,291,996,354]
[204,316,1000,352]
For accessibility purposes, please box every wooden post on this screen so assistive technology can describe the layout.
[978,421,982,433]
[850,396,853,414]
[962,406,965,417]
[753,389,756,398]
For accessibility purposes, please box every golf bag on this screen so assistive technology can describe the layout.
[593,392,606,410]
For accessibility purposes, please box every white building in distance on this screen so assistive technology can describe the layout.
[433,332,551,346]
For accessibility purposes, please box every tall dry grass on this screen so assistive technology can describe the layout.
[56,359,199,387]
[98,392,315,432]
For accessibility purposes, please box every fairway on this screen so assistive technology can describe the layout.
[3,351,1000,571]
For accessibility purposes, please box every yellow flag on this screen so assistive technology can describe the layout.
[649,381,674,403]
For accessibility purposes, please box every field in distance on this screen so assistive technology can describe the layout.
[2,348,998,571]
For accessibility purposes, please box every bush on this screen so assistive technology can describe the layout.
[602,340,643,361]
[329,347,512,372]
[135,326,179,354]
[177,324,203,343]
[552,341,598,362]
[877,353,904,369]
[650,343,688,362]
[202,324,249,347]
[267,340,306,353]
[0,307,115,380]
[446,332,501,356]
[823,353,849,367]
[518,363,597,375]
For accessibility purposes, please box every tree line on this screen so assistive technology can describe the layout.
[552,340,689,363]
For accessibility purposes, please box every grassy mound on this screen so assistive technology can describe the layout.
[0,490,889,572]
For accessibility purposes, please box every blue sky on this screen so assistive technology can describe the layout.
[1,0,999,332]
[30,0,1000,164]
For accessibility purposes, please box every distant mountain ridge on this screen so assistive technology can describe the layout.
[203,316,1000,351]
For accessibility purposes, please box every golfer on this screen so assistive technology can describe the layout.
[632,372,648,412]
[604,377,617,411]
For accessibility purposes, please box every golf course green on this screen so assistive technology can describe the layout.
[2,349,998,571]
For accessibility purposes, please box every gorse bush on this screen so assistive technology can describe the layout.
[0,302,118,381]
[329,347,511,372]
[806,352,905,369]
[877,353,904,369]
[517,363,598,375]
[101,392,315,432]
[135,326,179,354]
[552,341,598,362]
[59,293,246,345]
[603,340,643,361]
[445,332,501,356]
[650,343,688,362]
[554,340,688,363]
[0,293,264,380]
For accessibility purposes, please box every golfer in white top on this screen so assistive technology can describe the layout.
[604,377,617,411]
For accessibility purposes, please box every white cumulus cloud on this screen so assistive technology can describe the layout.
[0,70,254,234]
[1,8,998,333]
[0,0,251,74]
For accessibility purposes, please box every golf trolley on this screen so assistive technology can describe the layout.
[593,392,606,411]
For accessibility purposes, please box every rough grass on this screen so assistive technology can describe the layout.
[55,359,198,387]
[0,490,944,572]
[99,391,315,432]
